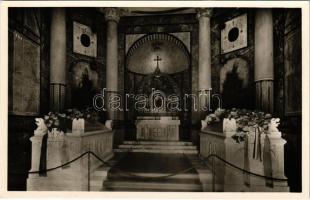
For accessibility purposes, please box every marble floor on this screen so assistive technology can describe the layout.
[110,152,196,173]
[104,152,202,191]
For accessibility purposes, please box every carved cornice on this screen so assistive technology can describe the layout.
[196,8,213,19]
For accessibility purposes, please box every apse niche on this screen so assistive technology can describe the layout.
[125,33,192,120]
[126,33,190,75]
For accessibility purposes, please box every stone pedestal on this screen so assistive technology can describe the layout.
[268,131,288,187]
[29,135,45,177]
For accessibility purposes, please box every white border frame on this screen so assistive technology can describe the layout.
[0,1,309,199]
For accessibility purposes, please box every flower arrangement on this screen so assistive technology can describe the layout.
[66,107,100,122]
[203,108,226,125]
[43,107,100,133]
[44,112,67,133]
[204,108,273,143]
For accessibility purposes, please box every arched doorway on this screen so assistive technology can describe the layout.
[124,33,191,140]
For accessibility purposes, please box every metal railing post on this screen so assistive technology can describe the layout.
[88,151,90,191]
[212,155,215,192]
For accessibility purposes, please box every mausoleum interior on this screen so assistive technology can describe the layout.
[7,7,302,192]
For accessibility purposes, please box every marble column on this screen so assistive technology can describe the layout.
[254,9,274,113]
[104,8,120,120]
[50,8,66,112]
[197,8,213,115]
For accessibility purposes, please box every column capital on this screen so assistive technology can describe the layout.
[196,8,213,19]
[103,8,121,23]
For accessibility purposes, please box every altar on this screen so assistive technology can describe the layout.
[135,116,180,141]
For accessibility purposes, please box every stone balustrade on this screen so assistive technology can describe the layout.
[199,121,289,192]
[27,128,114,191]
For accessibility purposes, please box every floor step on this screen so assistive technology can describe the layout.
[90,179,103,187]
[103,180,203,192]
[107,171,200,184]
[89,174,105,191]
[93,166,110,177]
[89,155,123,191]
[113,172,199,180]
[185,154,213,191]
[123,141,193,146]
[118,144,197,150]
[102,152,206,192]
[114,148,198,154]
[90,185,103,191]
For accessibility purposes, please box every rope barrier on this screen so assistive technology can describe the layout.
[28,151,90,174]
[199,154,288,182]
[27,151,288,182]
[28,151,193,180]
[89,151,195,180]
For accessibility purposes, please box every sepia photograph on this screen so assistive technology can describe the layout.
[0,1,309,198]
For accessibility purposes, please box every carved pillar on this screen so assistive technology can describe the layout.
[254,9,274,113]
[50,8,66,112]
[268,130,288,188]
[29,135,44,174]
[104,8,120,121]
[197,8,213,116]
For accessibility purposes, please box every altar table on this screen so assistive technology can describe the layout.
[135,116,180,141]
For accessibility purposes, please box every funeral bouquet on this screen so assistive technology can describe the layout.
[204,108,273,143]
[43,107,100,133]
[43,112,68,133]
[230,109,272,143]
[203,108,226,125]
[65,108,99,122]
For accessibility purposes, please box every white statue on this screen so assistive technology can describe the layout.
[201,120,208,130]
[201,113,221,130]
[223,118,237,132]
[34,118,47,136]
[214,108,225,118]
[268,118,280,133]
[105,120,113,130]
[72,118,85,135]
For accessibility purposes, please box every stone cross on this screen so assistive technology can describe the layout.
[152,128,161,137]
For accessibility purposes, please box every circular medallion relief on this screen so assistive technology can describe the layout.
[228,27,239,42]
[80,34,91,47]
